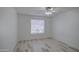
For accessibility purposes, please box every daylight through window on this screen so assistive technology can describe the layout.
[31,19,44,34]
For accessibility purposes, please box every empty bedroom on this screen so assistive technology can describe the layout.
[0,7,79,52]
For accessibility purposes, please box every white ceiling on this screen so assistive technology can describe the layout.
[15,7,77,17]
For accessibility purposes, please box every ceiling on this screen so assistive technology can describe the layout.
[15,7,77,17]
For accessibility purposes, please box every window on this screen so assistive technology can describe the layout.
[31,19,44,34]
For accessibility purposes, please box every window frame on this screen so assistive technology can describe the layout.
[31,19,45,34]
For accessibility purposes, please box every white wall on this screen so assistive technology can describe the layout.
[18,14,52,41]
[0,7,17,51]
[52,8,79,50]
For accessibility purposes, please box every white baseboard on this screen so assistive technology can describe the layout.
[0,49,9,52]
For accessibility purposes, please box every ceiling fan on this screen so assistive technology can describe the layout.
[44,7,56,16]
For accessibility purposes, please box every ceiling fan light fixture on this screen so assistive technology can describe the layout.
[45,11,52,15]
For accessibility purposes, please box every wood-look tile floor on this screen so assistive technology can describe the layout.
[16,38,78,52]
